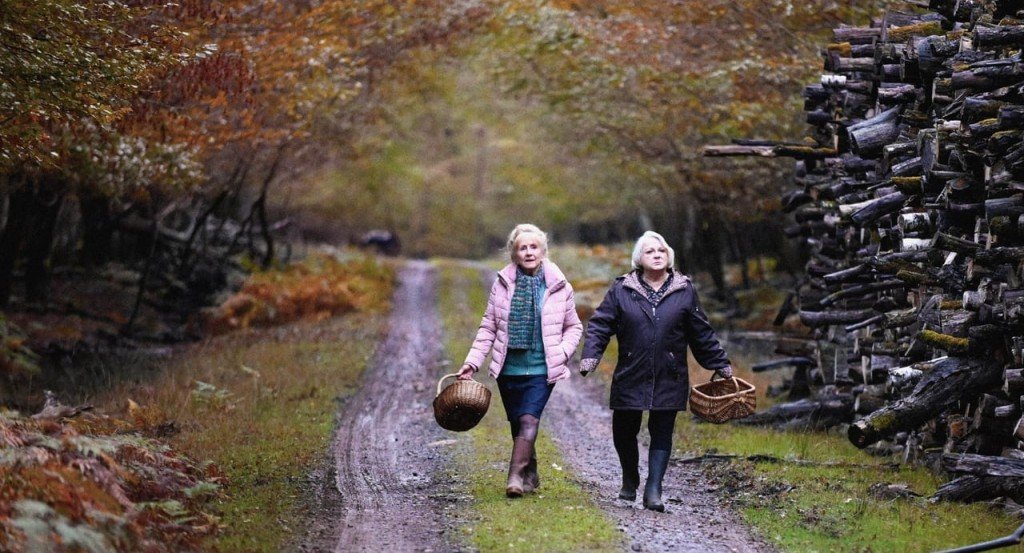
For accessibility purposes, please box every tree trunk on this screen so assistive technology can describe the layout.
[976,246,1024,266]
[124,214,159,336]
[933,474,1024,503]
[825,53,876,73]
[974,25,1024,47]
[942,452,1024,478]
[849,192,907,225]
[735,392,854,430]
[845,107,902,156]
[694,207,728,297]
[952,62,1024,91]
[848,356,1005,448]
[819,279,907,307]
[0,187,30,307]
[728,223,750,289]
[998,106,1024,128]
[790,364,813,400]
[79,190,113,267]
[877,84,919,104]
[833,27,881,44]
[259,146,288,268]
[799,308,877,326]
[25,182,63,304]
[176,190,227,276]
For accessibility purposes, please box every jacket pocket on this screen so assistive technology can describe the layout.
[667,351,685,379]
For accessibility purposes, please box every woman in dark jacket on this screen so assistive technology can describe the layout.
[579,231,733,511]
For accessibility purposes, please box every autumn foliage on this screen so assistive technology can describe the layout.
[199,252,394,335]
[0,407,223,551]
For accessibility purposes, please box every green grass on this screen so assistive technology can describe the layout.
[675,411,1024,552]
[434,259,622,552]
[670,351,1024,553]
[187,322,385,551]
[87,308,390,551]
[670,345,1024,552]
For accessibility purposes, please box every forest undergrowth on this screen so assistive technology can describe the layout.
[0,252,394,551]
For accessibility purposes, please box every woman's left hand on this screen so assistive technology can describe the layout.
[715,366,734,378]
[579,358,599,377]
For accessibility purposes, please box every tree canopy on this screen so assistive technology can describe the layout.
[0,0,894,300]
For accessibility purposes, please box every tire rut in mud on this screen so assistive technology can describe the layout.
[305,260,774,552]
[316,261,456,552]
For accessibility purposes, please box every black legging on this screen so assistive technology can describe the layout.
[612,409,677,453]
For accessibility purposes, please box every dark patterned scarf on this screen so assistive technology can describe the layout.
[637,270,673,305]
[508,265,543,350]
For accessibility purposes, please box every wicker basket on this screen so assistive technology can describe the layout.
[433,373,491,432]
[690,376,756,424]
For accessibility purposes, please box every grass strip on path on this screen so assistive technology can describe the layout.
[434,259,622,552]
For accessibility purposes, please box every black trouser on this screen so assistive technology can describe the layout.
[612,409,677,452]
[612,410,676,506]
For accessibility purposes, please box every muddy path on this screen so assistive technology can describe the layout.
[467,267,775,552]
[303,260,774,552]
[546,374,776,553]
[305,260,456,552]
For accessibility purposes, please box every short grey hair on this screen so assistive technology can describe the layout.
[631,231,675,270]
[506,223,549,262]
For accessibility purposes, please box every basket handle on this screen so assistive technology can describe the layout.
[710,372,738,385]
[706,375,756,399]
[436,373,463,397]
[709,373,742,393]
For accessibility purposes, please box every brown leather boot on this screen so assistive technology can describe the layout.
[506,437,532,497]
[523,453,540,493]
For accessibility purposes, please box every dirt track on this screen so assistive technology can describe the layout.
[315,261,456,552]
[307,260,774,552]
[546,372,776,552]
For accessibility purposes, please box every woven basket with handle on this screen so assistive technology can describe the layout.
[689,375,756,424]
[433,373,491,432]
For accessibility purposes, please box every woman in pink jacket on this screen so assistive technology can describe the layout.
[457,224,583,497]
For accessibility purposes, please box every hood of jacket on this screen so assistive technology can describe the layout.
[620,270,690,302]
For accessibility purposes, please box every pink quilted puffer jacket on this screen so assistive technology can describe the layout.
[464,261,583,383]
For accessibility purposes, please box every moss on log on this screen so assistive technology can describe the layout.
[917,329,971,353]
[848,356,1003,448]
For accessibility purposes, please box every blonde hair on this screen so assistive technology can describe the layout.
[506,223,549,262]
[631,231,676,270]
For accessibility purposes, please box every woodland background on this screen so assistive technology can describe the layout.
[0,0,898,315]
[13,2,1024,552]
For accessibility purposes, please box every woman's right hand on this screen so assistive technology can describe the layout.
[457,364,476,380]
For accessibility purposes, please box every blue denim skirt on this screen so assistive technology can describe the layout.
[497,374,554,420]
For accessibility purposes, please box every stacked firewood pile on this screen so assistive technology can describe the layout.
[705,0,1024,501]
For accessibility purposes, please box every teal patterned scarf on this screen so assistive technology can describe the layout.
[508,265,543,350]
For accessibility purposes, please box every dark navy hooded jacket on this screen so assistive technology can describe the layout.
[582,271,730,410]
